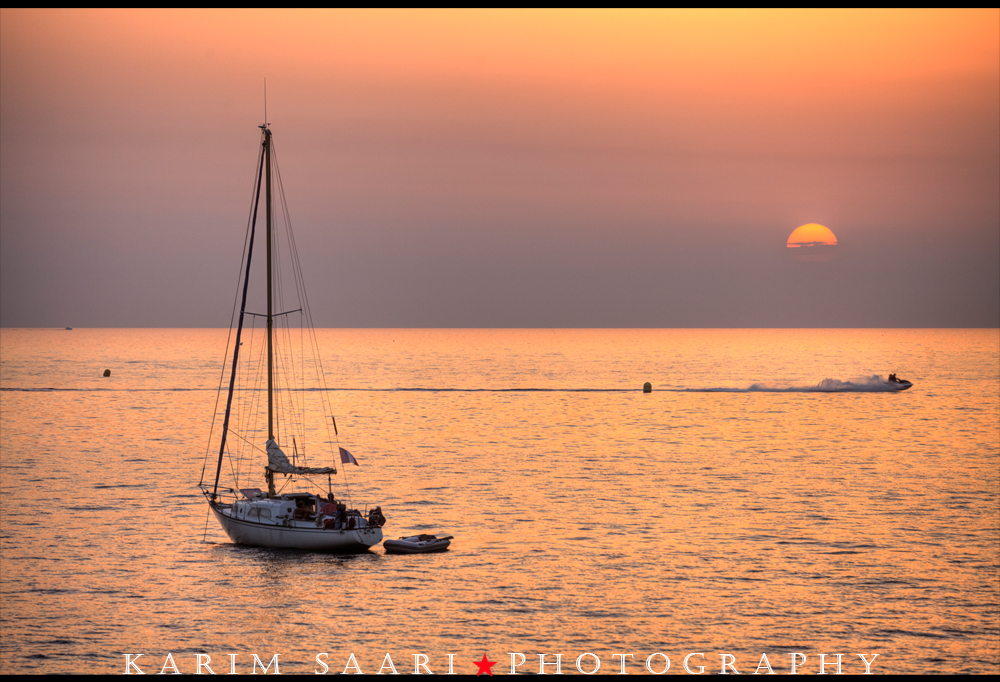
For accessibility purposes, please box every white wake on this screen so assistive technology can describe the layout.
[684,375,908,393]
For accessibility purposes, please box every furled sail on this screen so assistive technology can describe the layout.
[265,439,336,475]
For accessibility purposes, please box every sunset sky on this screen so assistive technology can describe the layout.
[1,9,997,327]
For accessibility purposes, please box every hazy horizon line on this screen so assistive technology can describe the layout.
[3,326,998,331]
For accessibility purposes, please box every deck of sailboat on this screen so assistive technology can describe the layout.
[210,499,382,551]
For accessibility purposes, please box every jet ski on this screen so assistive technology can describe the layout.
[383,534,453,554]
[886,374,912,390]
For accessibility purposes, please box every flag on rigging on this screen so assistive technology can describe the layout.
[339,447,359,466]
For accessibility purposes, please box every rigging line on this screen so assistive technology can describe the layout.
[201,139,266,485]
[243,309,302,318]
[232,317,262,489]
[230,317,252,488]
[271,138,351,496]
[279,243,308,462]
[277,351,297,455]
[269,146,289,331]
[212,130,266,497]
[282,472,333,490]
[273,330,288,447]
[300,252,340,474]
[277,218,334,455]
[290,252,336,473]
[277,317,303,459]
[272,315,289,436]
[270,143,303,355]
[268,148,307,463]
[272,148,335,448]
[281,339,304,461]
[236,335,259,488]
[241,265,268,486]
[276,147,306,312]
[271,264,292,448]
[207,141,264,470]
[226,426,268,454]
[286,319,304,447]
[228,337,248,491]
[275,153,314,368]
[225,438,239,496]
[273,145,307,319]
[272,159,311,458]
[202,505,213,543]
[237,320,268,488]
[209,139,264,457]
[276,475,293,496]
[296,314,308,464]
[269,152,303,331]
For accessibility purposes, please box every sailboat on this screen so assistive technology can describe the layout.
[199,122,385,551]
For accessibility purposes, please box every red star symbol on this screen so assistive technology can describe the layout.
[474,653,497,676]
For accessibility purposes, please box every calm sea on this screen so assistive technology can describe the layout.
[1,328,997,675]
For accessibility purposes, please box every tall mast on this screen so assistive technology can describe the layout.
[265,126,276,498]
[265,126,274,443]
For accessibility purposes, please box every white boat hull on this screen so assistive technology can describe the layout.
[210,503,382,551]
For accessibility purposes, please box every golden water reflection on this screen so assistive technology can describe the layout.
[0,329,997,673]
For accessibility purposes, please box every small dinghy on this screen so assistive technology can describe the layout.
[384,534,453,554]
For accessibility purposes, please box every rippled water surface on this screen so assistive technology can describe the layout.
[1,328,998,674]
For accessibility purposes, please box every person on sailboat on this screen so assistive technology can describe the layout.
[319,498,338,528]
[368,506,386,528]
[293,498,314,520]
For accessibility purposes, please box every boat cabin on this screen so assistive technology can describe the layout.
[228,490,368,530]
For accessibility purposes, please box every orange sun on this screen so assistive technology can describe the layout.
[787,223,837,248]
[787,223,838,262]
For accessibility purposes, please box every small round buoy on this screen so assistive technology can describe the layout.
[643,382,652,393]
[103,369,111,377]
